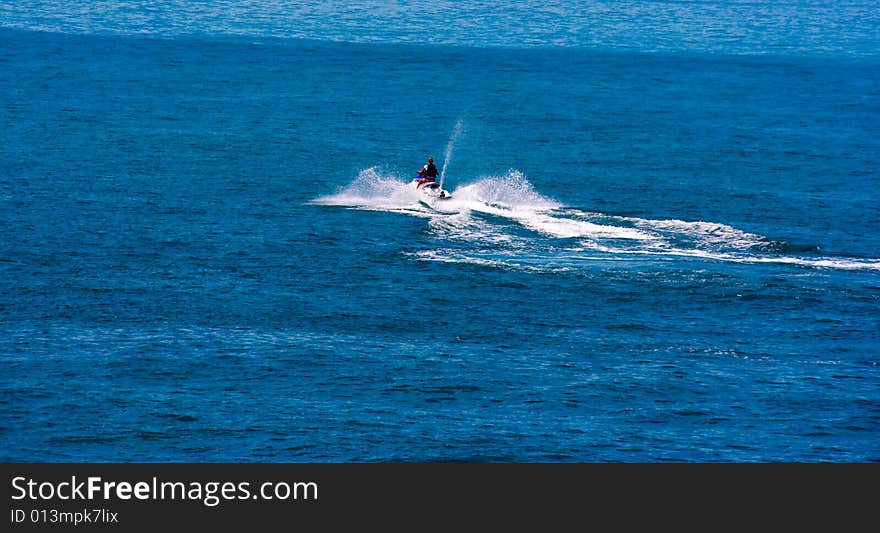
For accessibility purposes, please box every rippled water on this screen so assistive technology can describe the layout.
[1,4,879,462]
[2,1,879,56]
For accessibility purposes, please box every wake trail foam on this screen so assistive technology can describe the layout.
[624,216,770,251]
[311,167,430,214]
[312,168,880,272]
[428,213,526,246]
[577,242,880,271]
[517,213,657,240]
[424,171,653,241]
[450,170,559,210]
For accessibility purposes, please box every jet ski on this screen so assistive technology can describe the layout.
[413,179,451,203]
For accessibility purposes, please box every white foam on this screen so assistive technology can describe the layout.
[409,249,565,272]
[736,255,880,271]
[579,242,880,271]
[312,167,880,273]
[427,213,523,246]
[310,166,426,211]
[515,212,657,240]
[440,171,655,240]
[622,216,768,250]
[450,170,560,210]
[409,249,511,268]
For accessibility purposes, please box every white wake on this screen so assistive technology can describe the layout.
[313,167,880,272]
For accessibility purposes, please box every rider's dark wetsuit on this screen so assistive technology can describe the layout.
[423,162,438,181]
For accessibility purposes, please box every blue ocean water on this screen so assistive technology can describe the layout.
[1,3,879,462]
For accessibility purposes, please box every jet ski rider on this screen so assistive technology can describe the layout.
[415,157,438,189]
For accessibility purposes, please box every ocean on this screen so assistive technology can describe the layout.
[1,2,878,462]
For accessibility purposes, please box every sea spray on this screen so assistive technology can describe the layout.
[439,119,463,189]
[451,170,559,209]
[311,167,426,210]
[312,169,880,272]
